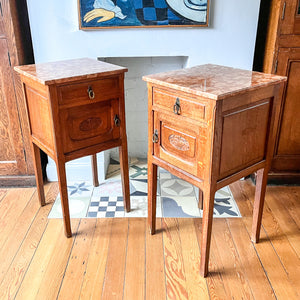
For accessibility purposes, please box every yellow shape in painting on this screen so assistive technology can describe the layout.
[84,8,115,23]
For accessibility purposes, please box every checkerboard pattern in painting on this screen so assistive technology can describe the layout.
[133,0,181,26]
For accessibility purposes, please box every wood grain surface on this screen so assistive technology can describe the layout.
[0,180,299,299]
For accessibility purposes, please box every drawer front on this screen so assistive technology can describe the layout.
[58,77,120,106]
[60,99,120,153]
[152,112,206,178]
[152,87,206,121]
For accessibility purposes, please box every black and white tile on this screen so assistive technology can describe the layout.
[49,158,241,219]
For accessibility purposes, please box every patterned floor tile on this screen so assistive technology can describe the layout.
[49,158,241,219]
[162,196,201,218]
[48,196,91,218]
[160,178,196,197]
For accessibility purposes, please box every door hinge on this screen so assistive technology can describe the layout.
[274,59,278,74]
[281,1,286,20]
[8,52,11,66]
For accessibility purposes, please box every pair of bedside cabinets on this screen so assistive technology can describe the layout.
[15,58,286,277]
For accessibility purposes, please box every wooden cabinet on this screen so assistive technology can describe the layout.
[262,0,300,183]
[15,58,131,237]
[0,0,35,185]
[144,64,286,276]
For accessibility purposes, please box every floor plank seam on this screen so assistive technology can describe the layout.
[225,218,256,300]
[55,218,82,299]
[100,218,114,298]
[250,233,279,300]
[0,189,37,287]
[121,219,130,300]
[13,217,51,299]
[160,218,168,300]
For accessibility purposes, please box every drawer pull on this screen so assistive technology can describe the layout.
[87,86,95,100]
[152,129,159,143]
[114,115,121,127]
[173,98,181,115]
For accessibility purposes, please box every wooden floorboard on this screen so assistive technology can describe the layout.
[0,179,299,299]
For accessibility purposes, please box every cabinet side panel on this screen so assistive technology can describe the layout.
[219,99,272,179]
[24,85,55,153]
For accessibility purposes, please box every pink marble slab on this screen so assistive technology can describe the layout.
[143,64,286,100]
[14,58,128,85]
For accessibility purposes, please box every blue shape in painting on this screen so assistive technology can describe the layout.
[80,0,207,27]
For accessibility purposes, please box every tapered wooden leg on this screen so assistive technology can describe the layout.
[32,143,46,206]
[91,154,99,187]
[119,142,130,212]
[198,189,203,210]
[200,185,215,277]
[251,168,268,243]
[56,160,72,238]
[148,161,158,235]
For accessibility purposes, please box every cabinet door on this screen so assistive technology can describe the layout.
[152,111,207,178]
[59,99,121,154]
[280,0,300,34]
[272,48,300,171]
[0,38,27,175]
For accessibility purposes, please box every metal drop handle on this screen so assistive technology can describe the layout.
[87,86,95,100]
[173,98,181,115]
[152,129,159,143]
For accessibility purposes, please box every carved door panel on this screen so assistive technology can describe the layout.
[272,47,300,171]
[0,38,27,175]
[152,111,207,178]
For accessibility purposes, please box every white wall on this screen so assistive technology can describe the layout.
[26,0,260,69]
[26,0,261,182]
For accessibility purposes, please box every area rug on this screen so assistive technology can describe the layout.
[48,158,241,219]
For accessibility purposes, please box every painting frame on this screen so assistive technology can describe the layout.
[78,0,210,29]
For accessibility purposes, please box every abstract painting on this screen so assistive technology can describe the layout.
[78,0,210,29]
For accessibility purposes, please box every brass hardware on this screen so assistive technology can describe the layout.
[114,115,120,127]
[152,129,159,143]
[281,1,286,20]
[87,86,95,100]
[173,98,181,115]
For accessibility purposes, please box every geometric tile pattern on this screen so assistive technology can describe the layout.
[49,158,241,219]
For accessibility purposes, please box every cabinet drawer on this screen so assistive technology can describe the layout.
[60,99,120,153]
[152,87,206,121]
[58,77,119,106]
[152,112,206,178]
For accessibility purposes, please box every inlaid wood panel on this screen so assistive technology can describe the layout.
[219,99,271,179]
[60,99,120,154]
[153,111,207,178]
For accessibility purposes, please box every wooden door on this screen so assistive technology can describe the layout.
[0,38,27,175]
[280,0,300,34]
[272,47,300,171]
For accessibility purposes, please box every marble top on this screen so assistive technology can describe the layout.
[14,58,128,85]
[143,64,286,100]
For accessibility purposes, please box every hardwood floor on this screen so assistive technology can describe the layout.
[0,179,299,299]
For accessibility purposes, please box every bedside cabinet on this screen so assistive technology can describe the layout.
[143,64,286,277]
[15,58,131,237]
